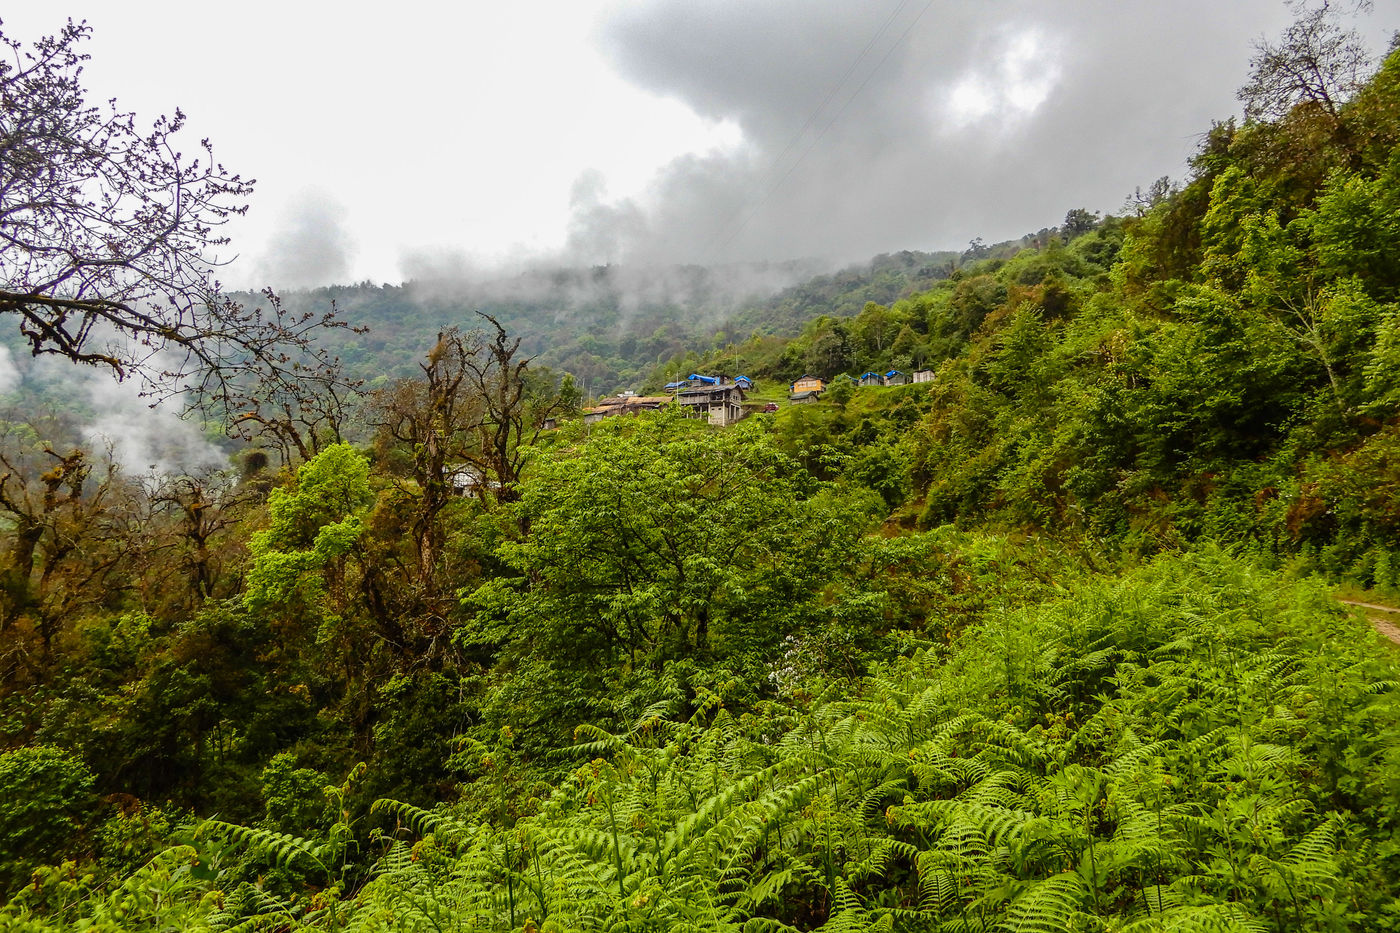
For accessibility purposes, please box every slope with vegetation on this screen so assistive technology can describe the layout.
[3,8,1400,933]
[237,249,959,398]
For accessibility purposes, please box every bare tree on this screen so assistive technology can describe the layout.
[372,328,480,602]
[220,292,366,468]
[1123,176,1176,217]
[140,470,256,609]
[461,313,566,505]
[1238,1,1374,123]
[367,315,565,651]
[0,20,341,393]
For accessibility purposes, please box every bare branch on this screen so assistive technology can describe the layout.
[0,20,345,397]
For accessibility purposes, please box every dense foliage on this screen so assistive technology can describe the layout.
[5,552,1400,932]
[3,9,1400,933]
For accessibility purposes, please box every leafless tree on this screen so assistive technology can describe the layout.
[0,20,346,395]
[1238,1,1374,123]
[1123,176,1176,217]
[219,292,366,468]
[140,469,256,609]
[367,315,565,653]
[372,328,480,602]
[461,312,567,505]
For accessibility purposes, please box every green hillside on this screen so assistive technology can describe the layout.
[4,11,1400,933]
[251,250,957,397]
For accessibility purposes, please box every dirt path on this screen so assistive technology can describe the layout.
[1339,598,1400,647]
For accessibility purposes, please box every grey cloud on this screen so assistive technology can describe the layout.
[572,0,1383,267]
[565,169,649,265]
[254,189,357,290]
[81,383,228,478]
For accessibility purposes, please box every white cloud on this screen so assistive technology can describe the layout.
[942,28,1062,131]
[81,383,228,478]
[0,347,20,396]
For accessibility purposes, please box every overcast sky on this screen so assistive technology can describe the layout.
[4,1,1395,288]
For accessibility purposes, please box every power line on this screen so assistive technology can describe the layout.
[759,0,917,202]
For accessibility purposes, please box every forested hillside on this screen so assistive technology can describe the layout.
[4,10,1400,933]
[245,249,958,397]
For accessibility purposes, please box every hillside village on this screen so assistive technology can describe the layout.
[8,8,1400,932]
[583,366,940,425]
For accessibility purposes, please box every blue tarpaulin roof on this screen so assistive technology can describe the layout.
[687,374,719,385]
[885,370,903,378]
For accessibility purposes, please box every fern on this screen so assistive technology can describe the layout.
[997,873,1089,932]
[199,820,332,878]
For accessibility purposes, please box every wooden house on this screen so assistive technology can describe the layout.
[583,395,669,424]
[912,370,935,384]
[884,370,911,386]
[859,371,883,387]
[447,464,500,498]
[676,383,747,426]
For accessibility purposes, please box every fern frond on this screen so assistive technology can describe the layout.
[1119,902,1267,932]
[563,722,632,759]
[917,854,961,914]
[859,780,912,822]
[998,873,1088,933]
[199,820,329,876]
[371,798,475,846]
[1283,815,1341,868]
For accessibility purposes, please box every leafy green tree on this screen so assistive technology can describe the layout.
[803,324,854,380]
[245,443,372,619]
[1062,207,1101,239]
[467,412,877,713]
[1306,159,1400,289]
[0,745,97,896]
[1200,165,1266,288]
